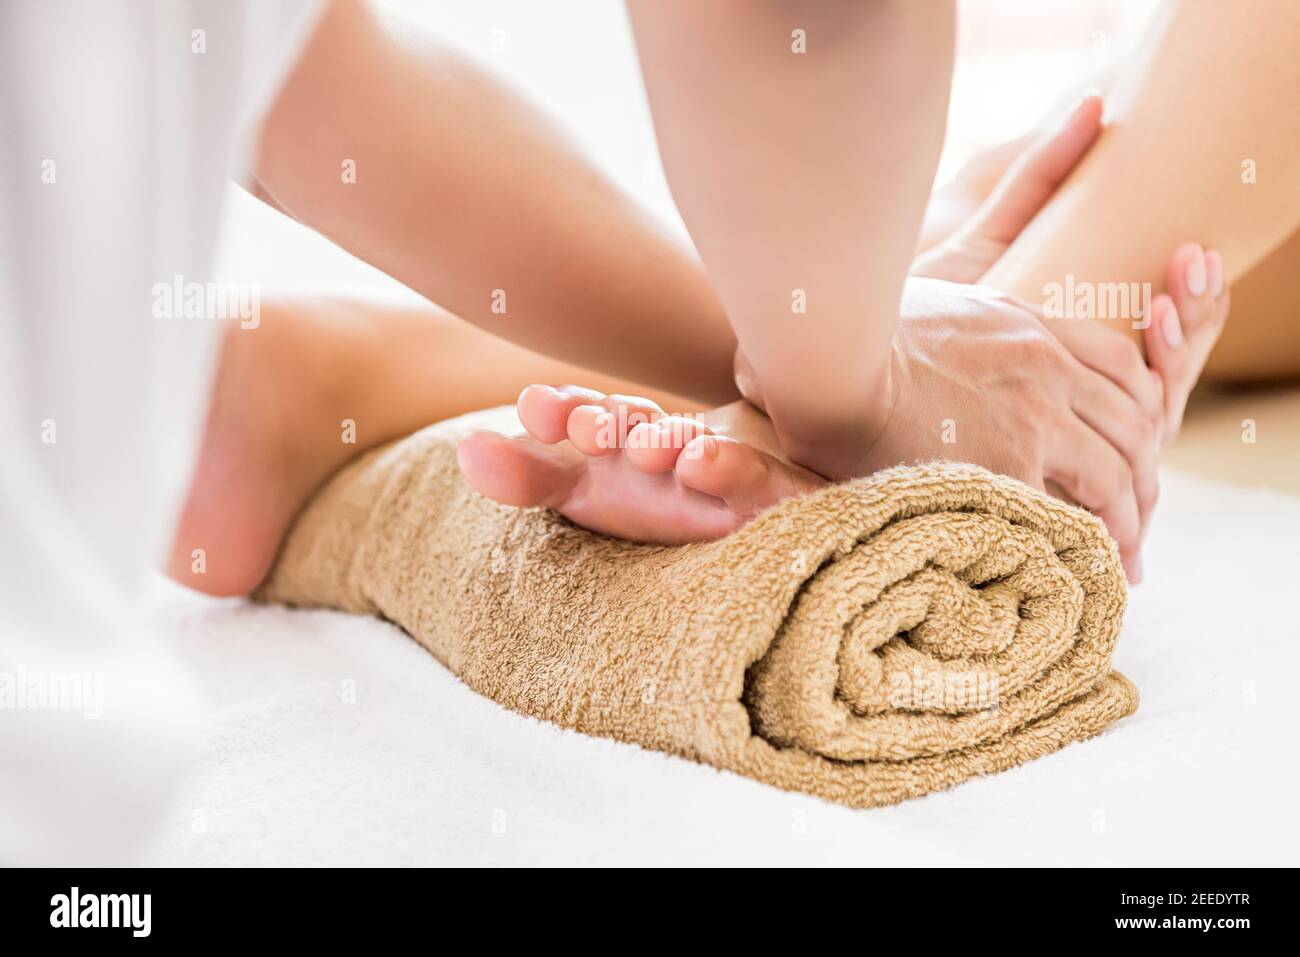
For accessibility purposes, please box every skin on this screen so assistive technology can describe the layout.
[625,0,955,479]
[169,297,701,596]
[255,0,738,405]
[171,106,1222,593]
[171,0,1289,595]
[266,4,1166,524]
[980,0,1300,358]
[463,102,1227,579]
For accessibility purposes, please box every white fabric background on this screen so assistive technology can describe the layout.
[143,462,1300,867]
[0,0,321,865]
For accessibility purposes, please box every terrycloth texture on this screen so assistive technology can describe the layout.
[257,408,1138,808]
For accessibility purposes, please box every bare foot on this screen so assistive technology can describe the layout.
[168,311,358,596]
[457,386,825,544]
[1143,242,1230,441]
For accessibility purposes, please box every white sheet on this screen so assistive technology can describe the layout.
[143,469,1300,866]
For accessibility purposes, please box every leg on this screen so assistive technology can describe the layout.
[454,90,1222,557]
[1201,227,1300,382]
[980,0,1300,378]
[168,295,702,596]
[944,149,1300,384]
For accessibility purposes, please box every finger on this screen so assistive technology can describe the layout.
[964,92,1103,246]
[1046,419,1143,583]
[1067,363,1161,543]
[913,97,1103,284]
[1143,293,1186,437]
[1144,244,1232,441]
[1039,311,1165,437]
[1206,249,1225,299]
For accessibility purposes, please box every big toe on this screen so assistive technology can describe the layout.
[457,429,581,508]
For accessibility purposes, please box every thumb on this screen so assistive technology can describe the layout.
[961,91,1104,247]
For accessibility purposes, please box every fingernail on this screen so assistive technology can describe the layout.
[697,436,720,461]
[1064,88,1102,125]
[1075,87,1102,110]
[1207,251,1224,297]
[1161,301,1183,349]
[1186,251,1207,296]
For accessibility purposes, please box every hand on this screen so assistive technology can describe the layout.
[738,272,1164,582]
[907,91,1231,579]
[911,92,1106,284]
[866,276,1162,582]
[736,94,1123,475]
[738,91,1228,581]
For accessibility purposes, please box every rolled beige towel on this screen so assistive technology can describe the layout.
[257,408,1137,807]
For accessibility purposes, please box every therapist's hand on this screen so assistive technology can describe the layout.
[732,272,1161,582]
[736,92,1162,581]
[867,277,1161,583]
[911,92,1107,285]
[903,90,1232,579]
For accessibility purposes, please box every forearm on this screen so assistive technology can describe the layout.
[627,0,954,475]
[255,0,737,404]
[982,0,1300,339]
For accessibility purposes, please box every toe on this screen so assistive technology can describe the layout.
[675,435,823,518]
[600,393,665,445]
[625,415,711,472]
[456,430,582,508]
[567,404,621,456]
[567,393,665,456]
[517,384,604,444]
